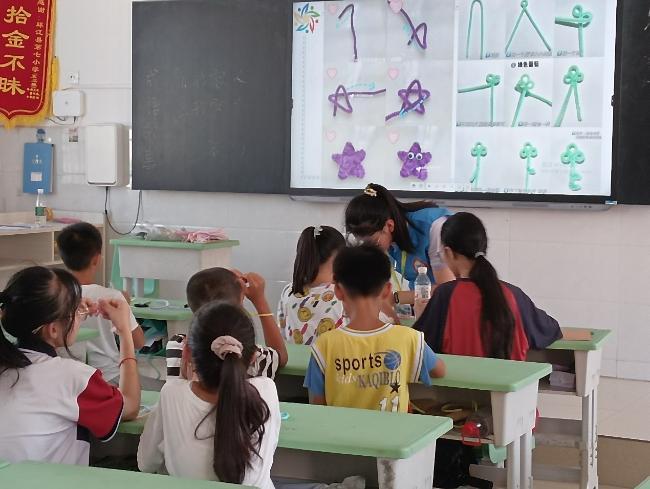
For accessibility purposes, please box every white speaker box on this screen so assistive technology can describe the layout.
[84,124,129,186]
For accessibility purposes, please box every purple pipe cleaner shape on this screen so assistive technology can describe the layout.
[386,79,431,121]
[332,142,366,180]
[398,142,431,180]
[328,85,387,117]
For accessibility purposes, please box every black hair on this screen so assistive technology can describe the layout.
[56,222,103,271]
[441,213,515,359]
[291,226,345,295]
[186,268,243,312]
[0,266,82,379]
[333,244,391,297]
[344,183,438,253]
[189,301,270,484]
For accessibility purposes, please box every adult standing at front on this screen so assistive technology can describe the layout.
[344,183,455,306]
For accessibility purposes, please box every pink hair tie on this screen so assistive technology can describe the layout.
[210,336,243,360]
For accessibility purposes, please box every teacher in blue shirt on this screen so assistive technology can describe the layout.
[344,183,455,305]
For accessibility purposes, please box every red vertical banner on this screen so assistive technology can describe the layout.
[0,0,55,128]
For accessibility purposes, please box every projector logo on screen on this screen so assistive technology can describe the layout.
[294,3,320,33]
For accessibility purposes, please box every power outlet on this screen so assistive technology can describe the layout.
[67,71,79,85]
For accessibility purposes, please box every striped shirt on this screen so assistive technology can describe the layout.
[166,334,279,380]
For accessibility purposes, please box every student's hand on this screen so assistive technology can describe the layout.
[98,298,132,336]
[80,297,99,318]
[243,272,267,307]
[414,298,429,319]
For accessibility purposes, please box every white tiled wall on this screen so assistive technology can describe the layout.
[1,0,649,380]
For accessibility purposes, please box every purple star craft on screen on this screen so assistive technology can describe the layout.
[385,79,431,121]
[328,85,387,117]
[332,142,366,180]
[398,142,431,180]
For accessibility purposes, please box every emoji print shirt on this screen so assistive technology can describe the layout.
[277,283,345,346]
[304,323,438,412]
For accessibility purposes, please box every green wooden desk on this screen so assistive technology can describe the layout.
[277,344,550,489]
[131,298,192,322]
[118,389,160,435]
[0,460,249,488]
[111,237,239,298]
[637,477,650,489]
[527,328,613,489]
[130,297,193,338]
[117,392,451,489]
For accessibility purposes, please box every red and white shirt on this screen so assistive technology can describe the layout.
[0,346,123,465]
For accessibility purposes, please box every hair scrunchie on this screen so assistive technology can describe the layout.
[210,335,243,360]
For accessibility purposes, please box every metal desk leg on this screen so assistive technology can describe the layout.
[123,277,133,297]
[135,278,145,298]
[507,437,521,489]
[520,430,533,489]
[581,388,598,489]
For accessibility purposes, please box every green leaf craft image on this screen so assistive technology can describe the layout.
[470,142,488,190]
[561,143,586,192]
[458,74,501,124]
[555,5,593,57]
[505,0,551,56]
[465,0,484,59]
[519,142,538,192]
[555,65,584,127]
[511,74,552,127]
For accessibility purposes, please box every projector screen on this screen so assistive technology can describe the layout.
[290,0,619,202]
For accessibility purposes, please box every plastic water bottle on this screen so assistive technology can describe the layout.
[414,266,431,301]
[35,189,46,226]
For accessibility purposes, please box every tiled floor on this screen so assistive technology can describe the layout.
[537,376,650,441]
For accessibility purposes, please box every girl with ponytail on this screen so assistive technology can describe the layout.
[414,213,562,360]
[138,301,279,487]
[277,225,345,345]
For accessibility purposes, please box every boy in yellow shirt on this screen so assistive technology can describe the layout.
[304,244,445,412]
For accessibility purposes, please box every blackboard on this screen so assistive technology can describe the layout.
[132,0,292,193]
[614,0,650,204]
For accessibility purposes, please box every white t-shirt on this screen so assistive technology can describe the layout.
[0,348,123,465]
[277,283,345,346]
[81,284,139,381]
[427,216,448,271]
[138,377,280,489]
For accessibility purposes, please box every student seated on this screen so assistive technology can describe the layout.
[56,223,147,385]
[166,267,287,381]
[138,301,280,488]
[414,212,562,360]
[304,245,445,412]
[0,266,140,464]
[277,225,346,345]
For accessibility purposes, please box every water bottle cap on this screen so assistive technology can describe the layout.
[418,266,427,274]
[37,188,43,194]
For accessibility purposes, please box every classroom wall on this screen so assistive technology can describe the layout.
[1,0,649,380]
